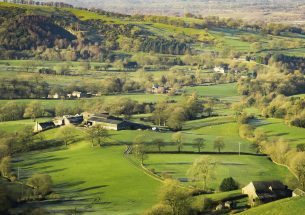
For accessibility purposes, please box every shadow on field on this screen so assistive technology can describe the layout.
[54,181,86,190]
[42,168,67,174]
[17,155,68,166]
[76,185,109,192]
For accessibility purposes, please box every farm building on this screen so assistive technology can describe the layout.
[292,188,305,197]
[67,91,91,99]
[47,93,60,99]
[87,113,150,130]
[151,84,168,94]
[53,118,64,126]
[242,181,292,206]
[63,115,84,125]
[34,121,56,132]
[213,64,229,74]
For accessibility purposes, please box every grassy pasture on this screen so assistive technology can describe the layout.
[184,83,239,101]
[250,118,305,148]
[145,153,292,190]
[14,128,160,215]
[0,118,51,133]
[240,197,305,215]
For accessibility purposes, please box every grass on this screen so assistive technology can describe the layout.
[145,154,292,190]
[0,118,51,133]
[240,197,305,215]
[250,118,305,148]
[15,128,160,215]
[184,83,239,100]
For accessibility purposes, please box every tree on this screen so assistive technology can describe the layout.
[239,124,254,139]
[219,177,239,191]
[192,138,205,153]
[152,101,167,126]
[172,132,183,153]
[87,125,110,147]
[0,156,11,178]
[27,174,52,196]
[60,126,75,148]
[184,93,203,119]
[132,135,148,165]
[152,138,165,152]
[187,156,216,190]
[159,179,192,215]
[23,101,44,121]
[213,137,225,153]
[167,107,185,131]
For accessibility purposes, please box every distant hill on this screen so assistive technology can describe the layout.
[37,0,305,22]
[240,197,305,215]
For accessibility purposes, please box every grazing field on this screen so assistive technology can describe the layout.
[184,83,239,100]
[145,154,292,190]
[14,129,160,215]
[240,197,305,215]
[0,118,51,133]
[250,118,305,148]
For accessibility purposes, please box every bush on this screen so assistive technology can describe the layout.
[219,177,239,192]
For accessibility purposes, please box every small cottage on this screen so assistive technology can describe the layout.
[34,121,56,132]
[242,181,292,206]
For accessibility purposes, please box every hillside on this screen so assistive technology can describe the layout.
[240,197,305,215]
[0,2,305,62]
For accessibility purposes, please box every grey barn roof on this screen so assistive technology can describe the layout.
[252,181,286,191]
[88,116,124,125]
[38,121,55,128]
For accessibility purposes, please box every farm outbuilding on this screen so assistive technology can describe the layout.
[87,113,150,131]
[63,115,84,125]
[34,121,56,132]
[242,181,292,206]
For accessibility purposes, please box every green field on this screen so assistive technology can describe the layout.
[184,83,240,101]
[240,197,305,215]
[145,154,292,190]
[15,128,160,214]
[250,118,305,148]
[0,118,51,133]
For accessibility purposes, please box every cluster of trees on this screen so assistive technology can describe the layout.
[237,61,305,129]
[152,93,204,130]
[0,78,49,99]
[0,15,76,50]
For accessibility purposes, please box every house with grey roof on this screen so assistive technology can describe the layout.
[242,181,292,206]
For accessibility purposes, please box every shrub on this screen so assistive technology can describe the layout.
[219,177,239,192]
